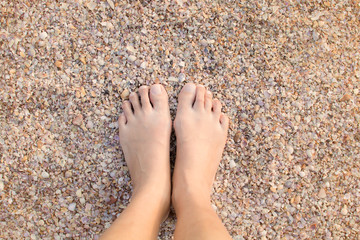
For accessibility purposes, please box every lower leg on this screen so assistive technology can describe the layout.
[100,183,169,240]
[172,184,231,240]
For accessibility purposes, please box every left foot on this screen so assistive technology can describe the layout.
[118,84,172,220]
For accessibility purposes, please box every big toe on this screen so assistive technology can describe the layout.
[149,84,169,110]
[178,83,196,110]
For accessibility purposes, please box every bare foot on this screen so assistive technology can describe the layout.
[172,83,229,207]
[100,84,171,240]
[118,84,171,218]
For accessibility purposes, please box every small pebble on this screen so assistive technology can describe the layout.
[85,204,92,212]
[200,39,208,46]
[287,145,294,154]
[109,122,118,128]
[178,73,185,82]
[86,120,94,129]
[318,189,326,198]
[312,31,319,41]
[121,89,130,100]
[64,171,72,178]
[80,87,86,97]
[255,124,261,133]
[306,149,314,159]
[107,0,115,9]
[76,189,82,198]
[79,56,86,64]
[339,94,352,102]
[55,60,63,69]
[68,203,76,211]
[28,48,36,57]
[126,45,136,53]
[108,195,117,204]
[233,132,241,143]
[128,55,137,62]
[229,160,236,168]
[87,1,96,10]
[41,171,50,178]
[73,114,84,126]
[39,31,48,40]
[341,205,348,215]
[140,62,147,69]
[98,58,105,66]
[168,76,178,82]
[285,181,293,188]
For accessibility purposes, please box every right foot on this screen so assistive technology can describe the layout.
[172,83,229,207]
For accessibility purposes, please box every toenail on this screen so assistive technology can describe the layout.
[151,84,162,95]
[183,83,196,92]
[207,91,212,96]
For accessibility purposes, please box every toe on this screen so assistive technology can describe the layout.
[212,99,222,117]
[205,90,213,111]
[194,85,206,110]
[178,83,196,109]
[122,101,134,120]
[118,113,127,126]
[129,92,141,113]
[219,113,229,130]
[139,86,152,110]
[150,84,169,110]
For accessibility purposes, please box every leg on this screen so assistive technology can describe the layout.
[172,83,232,240]
[100,84,171,240]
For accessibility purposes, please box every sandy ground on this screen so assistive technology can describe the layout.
[1,0,359,239]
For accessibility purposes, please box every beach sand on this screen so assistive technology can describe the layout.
[0,0,359,239]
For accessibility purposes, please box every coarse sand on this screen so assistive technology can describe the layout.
[0,0,359,239]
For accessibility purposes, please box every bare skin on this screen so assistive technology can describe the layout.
[101,83,231,240]
[100,84,171,240]
[172,83,232,240]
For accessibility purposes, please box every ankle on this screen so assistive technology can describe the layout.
[132,185,170,217]
[133,180,170,201]
[172,183,212,212]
